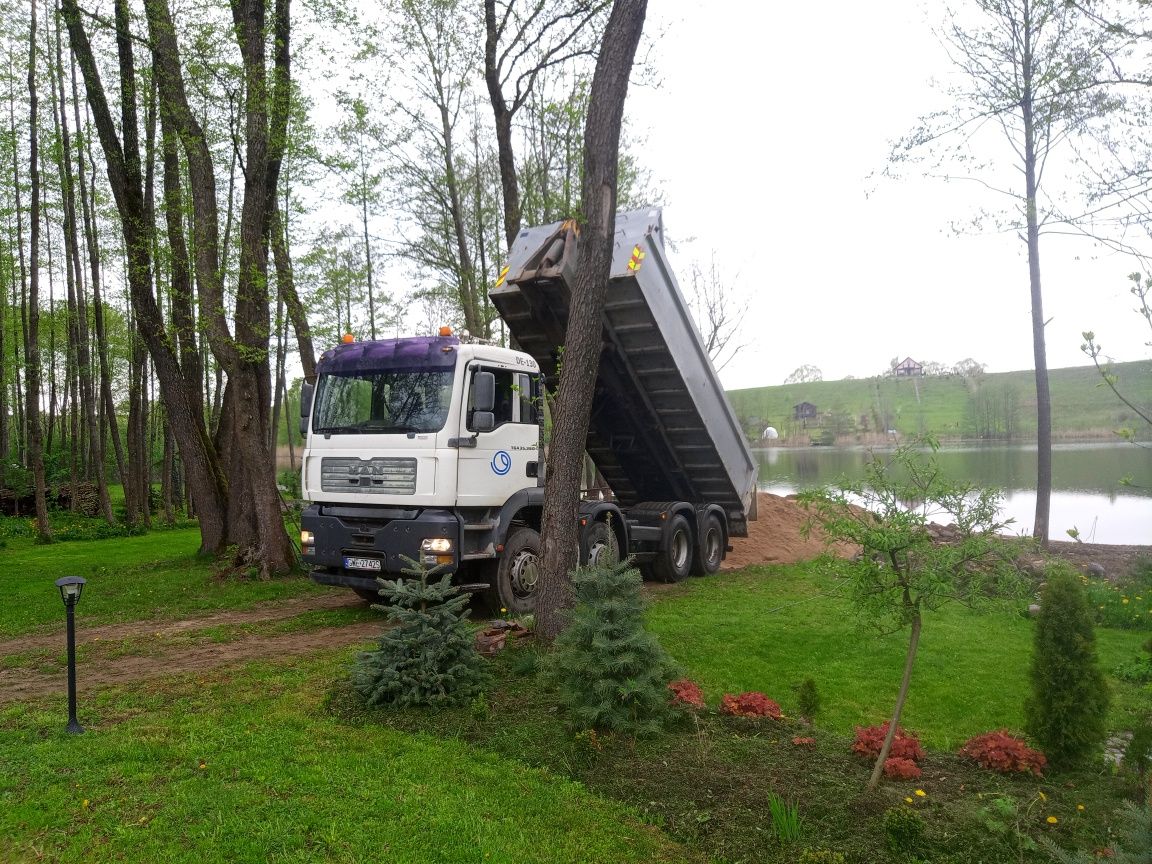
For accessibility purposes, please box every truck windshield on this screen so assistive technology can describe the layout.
[312,368,454,434]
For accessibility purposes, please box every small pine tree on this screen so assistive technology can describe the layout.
[1024,568,1110,769]
[797,678,821,723]
[550,561,680,737]
[352,559,489,708]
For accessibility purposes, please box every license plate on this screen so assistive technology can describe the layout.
[343,556,382,572]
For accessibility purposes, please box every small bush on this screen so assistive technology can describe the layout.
[796,677,821,721]
[352,560,489,709]
[1025,568,1111,769]
[883,806,925,856]
[883,756,923,780]
[667,679,706,710]
[959,731,1046,776]
[550,561,679,737]
[852,723,925,763]
[720,692,782,719]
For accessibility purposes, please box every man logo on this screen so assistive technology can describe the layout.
[491,451,512,476]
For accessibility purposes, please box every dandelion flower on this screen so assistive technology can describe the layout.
[82,799,89,809]
[1123,598,1130,605]
[904,797,913,804]
[914,789,926,797]
[1039,790,1047,801]
[198,761,206,770]
[1046,816,1058,825]
[1077,804,1085,811]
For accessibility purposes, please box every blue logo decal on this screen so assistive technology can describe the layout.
[491,450,512,476]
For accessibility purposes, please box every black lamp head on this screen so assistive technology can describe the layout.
[54,576,86,606]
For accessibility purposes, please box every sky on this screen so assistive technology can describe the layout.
[629,1,1152,391]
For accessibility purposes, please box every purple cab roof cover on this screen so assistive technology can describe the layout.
[318,336,460,374]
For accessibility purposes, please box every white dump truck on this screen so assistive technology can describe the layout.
[299,209,757,611]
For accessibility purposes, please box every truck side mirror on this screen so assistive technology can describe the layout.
[299,380,315,436]
[472,371,495,413]
[472,411,495,433]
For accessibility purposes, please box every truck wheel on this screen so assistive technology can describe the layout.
[691,514,724,576]
[652,514,693,583]
[584,520,620,568]
[487,527,541,615]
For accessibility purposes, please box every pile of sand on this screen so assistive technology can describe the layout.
[722,492,853,570]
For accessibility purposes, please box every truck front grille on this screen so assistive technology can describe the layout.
[320,457,417,495]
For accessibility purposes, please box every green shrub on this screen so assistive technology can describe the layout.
[883,806,925,856]
[767,792,804,843]
[352,559,489,709]
[549,561,679,737]
[796,677,821,721]
[1024,568,1111,769]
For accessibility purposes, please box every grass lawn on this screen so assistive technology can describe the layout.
[2,529,1148,862]
[0,653,697,864]
[0,524,325,640]
[646,564,1149,749]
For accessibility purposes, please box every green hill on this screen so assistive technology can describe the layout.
[727,361,1152,443]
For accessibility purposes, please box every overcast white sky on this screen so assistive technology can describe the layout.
[630,1,1152,390]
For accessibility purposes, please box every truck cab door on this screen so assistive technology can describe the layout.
[457,365,540,508]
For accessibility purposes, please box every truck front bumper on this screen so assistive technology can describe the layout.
[301,504,460,590]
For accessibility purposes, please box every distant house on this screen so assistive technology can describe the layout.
[894,357,924,377]
[793,402,817,421]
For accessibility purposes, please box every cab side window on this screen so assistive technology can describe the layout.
[468,368,539,430]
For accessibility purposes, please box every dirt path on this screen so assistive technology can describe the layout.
[0,592,378,704]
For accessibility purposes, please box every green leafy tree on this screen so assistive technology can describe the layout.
[352,559,489,709]
[800,438,1024,790]
[549,560,679,736]
[1024,567,1110,768]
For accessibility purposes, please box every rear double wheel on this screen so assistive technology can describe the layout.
[651,514,693,583]
[691,513,724,576]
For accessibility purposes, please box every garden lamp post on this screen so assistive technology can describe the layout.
[54,576,86,734]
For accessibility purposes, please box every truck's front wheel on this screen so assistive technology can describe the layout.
[487,527,541,615]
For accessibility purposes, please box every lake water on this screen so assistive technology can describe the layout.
[754,442,1152,545]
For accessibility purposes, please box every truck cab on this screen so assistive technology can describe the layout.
[300,333,548,609]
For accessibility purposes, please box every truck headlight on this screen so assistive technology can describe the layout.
[420,538,453,553]
[301,530,314,555]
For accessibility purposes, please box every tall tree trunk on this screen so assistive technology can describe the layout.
[536,0,647,642]
[270,204,315,380]
[73,53,125,497]
[63,0,230,555]
[483,0,519,251]
[1022,36,1051,548]
[26,0,51,540]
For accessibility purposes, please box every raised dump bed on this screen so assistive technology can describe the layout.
[491,209,757,536]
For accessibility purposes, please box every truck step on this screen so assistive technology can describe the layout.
[463,521,498,531]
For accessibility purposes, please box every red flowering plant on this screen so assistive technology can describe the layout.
[882,757,922,780]
[667,679,706,710]
[792,736,816,748]
[959,731,1046,776]
[852,723,925,763]
[720,692,783,719]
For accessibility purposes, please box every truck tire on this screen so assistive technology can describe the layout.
[487,527,542,615]
[652,514,693,583]
[584,520,620,568]
[691,513,724,576]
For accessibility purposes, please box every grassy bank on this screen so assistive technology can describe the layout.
[728,360,1152,441]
